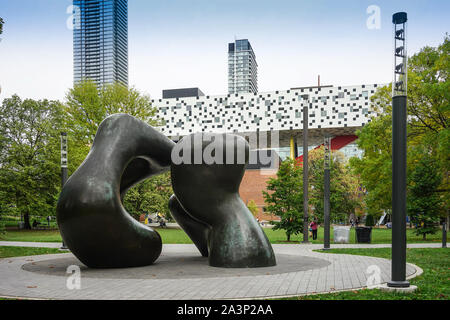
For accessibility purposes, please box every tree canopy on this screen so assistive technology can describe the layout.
[64,80,171,220]
[263,159,304,241]
[309,147,362,224]
[0,95,64,228]
[0,81,172,228]
[350,35,449,225]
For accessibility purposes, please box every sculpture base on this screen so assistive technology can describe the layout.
[379,283,417,293]
[387,280,410,288]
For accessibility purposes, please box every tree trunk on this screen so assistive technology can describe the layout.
[287,234,291,242]
[23,212,31,230]
[422,233,426,240]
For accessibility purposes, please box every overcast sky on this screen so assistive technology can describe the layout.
[0,0,448,101]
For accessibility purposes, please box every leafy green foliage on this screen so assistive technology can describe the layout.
[365,214,375,227]
[64,80,161,173]
[0,95,64,229]
[309,147,361,224]
[349,86,393,218]
[0,82,171,229]
[350,36,449,223]
[408,35,449,141]
[64,80,171,221]
[246,199,259,217]
[123,172,173,221]
[407,149,443,239]
[263,159,304,241]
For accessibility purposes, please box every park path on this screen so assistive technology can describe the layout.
[0,243,433,300]
[0,240,444,249]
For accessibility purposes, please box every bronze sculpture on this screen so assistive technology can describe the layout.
[170,133,276,267]
[57,114,174,268]
[57,114,276,268]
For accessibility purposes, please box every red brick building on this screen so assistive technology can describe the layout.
[239,150,281,222]
[239,169,280,222]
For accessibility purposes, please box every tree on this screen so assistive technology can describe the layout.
[64,80,169,221]
[64,80,160,172]
[309,147,360,224]
[123,172,173,221]
[0,95,64,229]
[0,17,4,35]
[365,214,375,227]
[246,200,259,218]
[350,36,449,225]
[407,148,443,239]
[263,159,303,241]
[349,90,393,218]
[407,35,449,223]
[407,35,449,142]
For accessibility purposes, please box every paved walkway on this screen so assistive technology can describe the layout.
[0,240,444,249]
[0,243,431,300]
[0,241,63,249]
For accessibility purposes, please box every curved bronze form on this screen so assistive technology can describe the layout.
[170,133,276,268]
[168,195,209,257]
[56,114,175,268]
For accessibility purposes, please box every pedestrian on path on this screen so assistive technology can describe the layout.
[310,219,318,240]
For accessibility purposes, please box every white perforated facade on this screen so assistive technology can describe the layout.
[153,83,382,150]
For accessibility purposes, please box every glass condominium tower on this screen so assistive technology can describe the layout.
[73,0,128,86]
[228,39,258,94]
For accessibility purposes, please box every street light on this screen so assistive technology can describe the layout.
[323,135,331,250]
[60,132,68,250]
[302,95,310,243]
[388,12,409,288]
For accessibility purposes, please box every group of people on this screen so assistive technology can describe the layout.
[144,213,167,228]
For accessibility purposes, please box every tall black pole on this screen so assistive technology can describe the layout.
[323,136,331,249]
[444,172,448,248]
[60,132,68,250]
[443,218,447,248]
[388,12,409,288]
[302,96,309,243]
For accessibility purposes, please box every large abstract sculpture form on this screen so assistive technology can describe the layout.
[57,114,174,268]
[57,114,276,269]
[170,133,276,268]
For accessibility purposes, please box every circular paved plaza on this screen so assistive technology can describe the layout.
[0,244,421,300]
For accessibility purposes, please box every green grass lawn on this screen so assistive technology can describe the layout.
[267,227,448,244]
[0,230,64,243]
[282,247,450,300]
[0,246,65,259]
[0,226,448,244]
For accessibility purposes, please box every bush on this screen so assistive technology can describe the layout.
[365,214,375,227]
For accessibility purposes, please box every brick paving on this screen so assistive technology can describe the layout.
[0,243,427,300]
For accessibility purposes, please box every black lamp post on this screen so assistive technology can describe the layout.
[443,218,447,248]
[388,12,410,288]
[323,135,331,250]
[302,95,310,243]
[60,132,68,250]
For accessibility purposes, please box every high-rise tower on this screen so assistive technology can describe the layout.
[228,39,258,94]
[73,0,128,86]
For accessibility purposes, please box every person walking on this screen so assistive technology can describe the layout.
[310,219,318,240]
